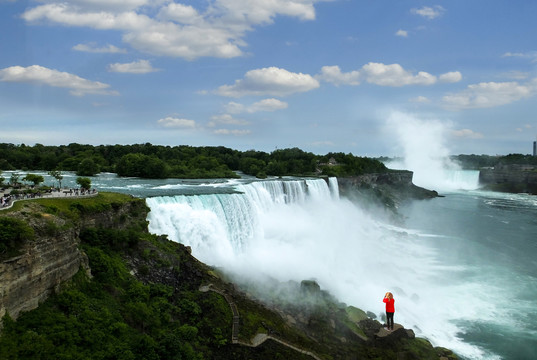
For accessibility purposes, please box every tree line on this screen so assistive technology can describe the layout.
[0,143,389,179]
[451,153,537,169]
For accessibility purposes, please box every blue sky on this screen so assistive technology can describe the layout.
[1,0,536,156]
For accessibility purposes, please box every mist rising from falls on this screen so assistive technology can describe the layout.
[385,112,480,191]
[146,177,490,359]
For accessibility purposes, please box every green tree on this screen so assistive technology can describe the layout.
[116,153,168,179]
[9,173,20,187]
[23,173,45,187]
[77,158,100,176]
[76,177,92,190]
[48,170,64,189]
[0,217,35,255]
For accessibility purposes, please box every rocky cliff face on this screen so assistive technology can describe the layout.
[335,171,438,223]
[479,164,537,194]
[0,207,88,321]
[0,199,147,322]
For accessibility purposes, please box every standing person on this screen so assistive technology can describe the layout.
[383,292,395,331]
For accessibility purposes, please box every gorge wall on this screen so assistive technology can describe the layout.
[479,164,537,194]
[0,198,147,322]
[337,170,438,202]
[0,214,87,321]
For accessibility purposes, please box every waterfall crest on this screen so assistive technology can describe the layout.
[146,178,334,262]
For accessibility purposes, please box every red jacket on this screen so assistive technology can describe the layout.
[383,297,395,313]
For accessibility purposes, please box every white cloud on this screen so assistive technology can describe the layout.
[57,0,150,12]
[451,129,484,139]
[361,62,436,86]
[0,65,118,96]
[108,59,160,73]
[411,5,445,20]
[22,4,153,30]
[249,98,288,112]
[208,114,249,127]
[213,129,251,136]
[226,98,288,113]
[442,80,536,110]
[216,67,320,97]
[157,3,202,24]
[502,51,537,62]
[439,71,462,83]
[316,65,360,86]
[226,98,289,114]
[395,29,408,37]
[157,116,196,128]
[224,102,246,114]
[317,63,461,87]
[73,42,127,53]
[22,0,324,60]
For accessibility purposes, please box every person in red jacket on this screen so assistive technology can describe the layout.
[383,292,395,330]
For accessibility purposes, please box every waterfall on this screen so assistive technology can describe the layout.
[146,178,334,264]
[145,176,495,359]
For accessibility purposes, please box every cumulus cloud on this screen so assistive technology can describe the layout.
[0,65,118,96]
[226,98,288,113]
[361,62,436,86]
[216,67,320,97]
[451,129,484,139]
[316,65,360,86]
[439,71,462,83]
[73,42,127,53]
[108,59,160,73]
[21,0,324,60]
[442,80,537,110]
[395,29,408,37]
[157,116,196,128]
[411,5,445,20]
[317,63,461,87]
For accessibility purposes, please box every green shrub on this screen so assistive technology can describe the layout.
[0,217,35,257]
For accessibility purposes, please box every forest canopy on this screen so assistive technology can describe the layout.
[0,143,389,179]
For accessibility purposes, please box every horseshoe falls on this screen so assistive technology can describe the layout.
[145,177,537,360]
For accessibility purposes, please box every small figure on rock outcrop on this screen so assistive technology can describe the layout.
[383,292,395,331]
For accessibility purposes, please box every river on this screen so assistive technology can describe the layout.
[5,170,537,360]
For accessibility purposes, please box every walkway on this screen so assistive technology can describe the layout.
[199,284,323,360]
[0,188,98,211]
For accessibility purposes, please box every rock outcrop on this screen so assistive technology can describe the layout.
[337,171,438,200]
[0,198,147,322]
[335,171,438,222]
[0,207,89,321]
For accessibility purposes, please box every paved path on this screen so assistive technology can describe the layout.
[199,283,323,360]
[0,189,98,211]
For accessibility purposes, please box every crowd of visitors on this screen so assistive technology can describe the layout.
[0,187,98,209]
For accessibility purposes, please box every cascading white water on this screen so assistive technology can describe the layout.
[384,112,481,192]
[146,177,495,359]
